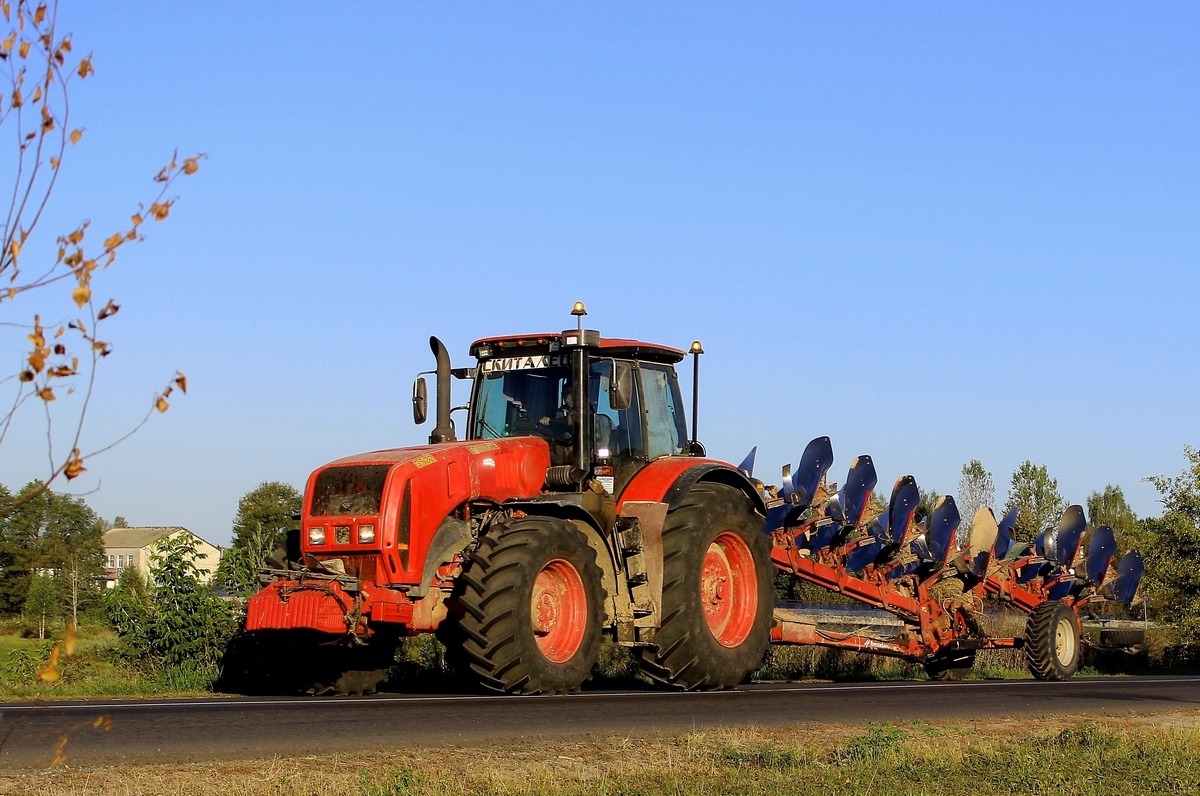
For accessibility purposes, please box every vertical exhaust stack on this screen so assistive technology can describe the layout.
[428,336,456,444]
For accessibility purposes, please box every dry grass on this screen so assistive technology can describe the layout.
[1,711,1197,796]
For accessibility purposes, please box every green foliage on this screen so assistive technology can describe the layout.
[106,533,236,680]
[146,534,237,669]
[216,481,302,595]
[23,573,59,639]
[0,480,106,619]
[1142,447,1200,646]
[915,487,941,525]
[1006,460,1067,541]
[957,459,995,541]
[1087,484,1143,551]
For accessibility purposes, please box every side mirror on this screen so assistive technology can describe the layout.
[412,377,428,425]
[610,361,633,411]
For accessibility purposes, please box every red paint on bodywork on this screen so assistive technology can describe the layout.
[616,456,736,512]
[246,579,356,634]
[303,437,550,587]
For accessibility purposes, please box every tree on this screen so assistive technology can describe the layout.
[1086,484,1142,551]
[0,479,104,619]
[1005,461,1067,542]
[215,481,302,595]
[957,460,995,543]
[915,487,941,526]
[0,0,200,520]
[146,534,235,670]
[1141,447,1200,646]
[23,572,58,639]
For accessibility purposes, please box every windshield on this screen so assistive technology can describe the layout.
[471,361,647,467]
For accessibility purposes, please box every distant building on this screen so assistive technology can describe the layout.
[102,527,223,587]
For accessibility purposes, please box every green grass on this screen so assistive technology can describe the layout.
[0,625,214,700]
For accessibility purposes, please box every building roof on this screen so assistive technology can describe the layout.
[102,526,218,550]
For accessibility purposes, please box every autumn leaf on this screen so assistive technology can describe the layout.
[9,238,20,260]
[1,32,13,53]
[33,4,45,25]
[69,127,82,144]
[37,386,55,401]
[98,299,119,320]
[51,735,67,768]
[77,54,92,78]
[71,284,90,307]
[36,645,62,681]
[28,348,44,372]
[149,200,170,221]
[174,372,188,393]
[182,156,200,175]
[93,715,113,732]
[64,449,85,479]
[11,87,20,107]
[64,623,77,655]
[155,395,169,413]
[18,369,34,382]
[103,231,122,250]
[52,342,64,354]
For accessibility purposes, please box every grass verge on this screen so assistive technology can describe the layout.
[0,712,1196,795]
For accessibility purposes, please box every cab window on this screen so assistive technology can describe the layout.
[639,363,687,458]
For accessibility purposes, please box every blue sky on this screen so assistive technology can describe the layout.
[2,2,1197,545]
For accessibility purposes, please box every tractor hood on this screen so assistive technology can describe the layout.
[302,437,552,587]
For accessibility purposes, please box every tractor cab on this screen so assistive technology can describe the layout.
[414,303,702,497]
[467,334,690,494]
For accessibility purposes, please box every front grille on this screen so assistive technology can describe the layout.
[334,525,351,544]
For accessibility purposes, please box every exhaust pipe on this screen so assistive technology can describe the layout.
[429,336,456,444]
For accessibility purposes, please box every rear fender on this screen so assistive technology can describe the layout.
[617,457,766,517]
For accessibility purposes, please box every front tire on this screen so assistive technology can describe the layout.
[1025,601,1081,681]
[640,482,773,690]
[455,515,605,694]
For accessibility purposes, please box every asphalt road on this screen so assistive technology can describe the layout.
[2,676,1198,770]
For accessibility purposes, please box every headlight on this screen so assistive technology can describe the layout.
[357,524,376,544]
[308,526,326,545]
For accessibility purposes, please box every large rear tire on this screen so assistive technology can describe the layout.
[1025,601,1080,681]
[454,515,605,694]
[640,482,773,690]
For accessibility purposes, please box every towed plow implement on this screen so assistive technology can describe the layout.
[760,436,1145,680]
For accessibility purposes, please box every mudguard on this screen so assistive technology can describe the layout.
[617,457,766,517]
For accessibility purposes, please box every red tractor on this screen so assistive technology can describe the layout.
[236,303,775,695]
[234,303,1144,695]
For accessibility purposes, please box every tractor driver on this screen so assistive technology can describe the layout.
[538,375,578,465]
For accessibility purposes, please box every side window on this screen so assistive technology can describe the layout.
[639,364,687,458]
[590,360,644,461]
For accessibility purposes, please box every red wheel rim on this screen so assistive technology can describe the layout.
[531,558,588,663]
[701,531,758,648]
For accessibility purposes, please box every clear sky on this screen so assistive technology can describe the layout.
[2,2,1197,546]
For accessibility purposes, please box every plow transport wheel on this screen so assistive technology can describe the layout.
[1024,600,1081,680]
[923,650,977,681]
[640,482,773,690]
[453,515,605,694]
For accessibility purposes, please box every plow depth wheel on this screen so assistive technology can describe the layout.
[1025,600,1081,681]
[641,482,773,690]
[454,515,605,694]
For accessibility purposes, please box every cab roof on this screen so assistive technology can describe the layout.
[469,333,686,365]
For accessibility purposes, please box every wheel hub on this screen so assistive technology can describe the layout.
[700,532,758,648]
[530,558,588,664]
